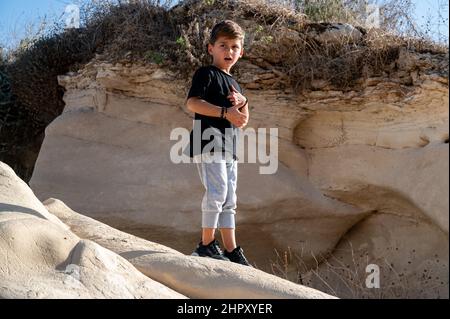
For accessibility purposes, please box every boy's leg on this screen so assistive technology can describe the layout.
[195,152,228,240]
[219,228,236,252]
[218,154,238,252]
[202,228,215,246]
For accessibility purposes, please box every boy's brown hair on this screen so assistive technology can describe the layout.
[209,20,245,46]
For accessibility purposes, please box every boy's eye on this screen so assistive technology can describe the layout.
[220,44,238,47]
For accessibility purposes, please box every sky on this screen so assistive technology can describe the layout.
[0,0,448,54]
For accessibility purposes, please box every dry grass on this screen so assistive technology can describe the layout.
[269,241,448,299]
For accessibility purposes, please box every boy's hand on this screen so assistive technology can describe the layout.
[225,105,248,128]
[226,84,249,128]
[227,84,247,109]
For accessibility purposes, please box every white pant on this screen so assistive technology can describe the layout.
[194,152,238,229]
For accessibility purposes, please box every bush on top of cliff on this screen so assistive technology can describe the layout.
[168,0,448,91]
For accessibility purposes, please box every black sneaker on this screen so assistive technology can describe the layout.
[191,239,229,261]
[224,246,252,267]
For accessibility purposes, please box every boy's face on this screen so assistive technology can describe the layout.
[208,36,244,71]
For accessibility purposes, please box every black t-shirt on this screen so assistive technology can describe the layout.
[184,64,245,160]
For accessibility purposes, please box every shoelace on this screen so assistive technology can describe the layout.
[209,240,224,256]
[235,247,249,265]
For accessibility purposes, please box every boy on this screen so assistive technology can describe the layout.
[184,20,251,266]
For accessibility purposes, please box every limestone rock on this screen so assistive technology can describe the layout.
[0,161,186,299]
[43,198,336,299]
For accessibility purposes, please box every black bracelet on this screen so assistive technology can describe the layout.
[220,106,225,118]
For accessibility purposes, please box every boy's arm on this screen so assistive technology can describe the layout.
[186,97,222,117]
